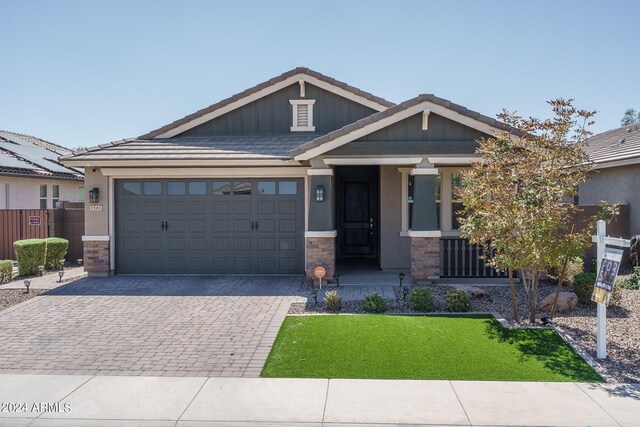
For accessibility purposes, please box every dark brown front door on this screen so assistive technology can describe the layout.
[336,166,379,258]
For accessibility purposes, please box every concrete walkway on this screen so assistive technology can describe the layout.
[0,266,86,290]
[314,285,396,302]
[0,375,638,426]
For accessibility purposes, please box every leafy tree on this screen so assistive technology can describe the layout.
[457,99,613,323]
[621,108,640,126]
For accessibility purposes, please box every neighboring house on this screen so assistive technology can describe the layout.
[581,123,640,236]
[0,131,84,209]
[61,67,517,279]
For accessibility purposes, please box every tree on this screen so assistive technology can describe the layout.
[457,99,608,324]
[621,108,640,126]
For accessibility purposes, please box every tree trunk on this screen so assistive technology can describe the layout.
[508,268,520,323]
[550,255,570,320]
[529,270,539,323]
[520,268,530,298]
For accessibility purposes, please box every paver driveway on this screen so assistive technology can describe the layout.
[0,276,305,377]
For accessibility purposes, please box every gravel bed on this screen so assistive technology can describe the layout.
[289,282,640,383]
[0,289,45,311]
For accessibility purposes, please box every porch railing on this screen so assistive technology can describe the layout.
[439,238,508,278]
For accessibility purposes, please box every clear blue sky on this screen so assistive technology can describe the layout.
[1,0,638,149]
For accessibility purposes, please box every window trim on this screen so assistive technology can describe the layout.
[290,99,316,132]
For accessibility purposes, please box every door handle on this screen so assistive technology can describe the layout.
[165,221,168,231]
[255,220,259,231]
[161,221,165,231]
[250,221,255,231]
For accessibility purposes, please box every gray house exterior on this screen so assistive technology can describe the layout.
[62,67,516,280]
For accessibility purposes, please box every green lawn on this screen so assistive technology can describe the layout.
[261,314,602,382]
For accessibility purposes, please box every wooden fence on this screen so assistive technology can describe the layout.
[0,209,49,260]
[440,238,508,278]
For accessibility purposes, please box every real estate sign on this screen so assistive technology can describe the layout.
[592,247,623,306]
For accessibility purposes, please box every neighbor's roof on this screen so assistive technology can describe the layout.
[139,67,396,139]
[584,124,640,166]
[0,131,83,179]
[64,134,321,162]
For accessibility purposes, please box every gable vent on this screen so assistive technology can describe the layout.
[297,104,310,127]
[290,99,316,132]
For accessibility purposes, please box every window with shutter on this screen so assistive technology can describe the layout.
[290,99,316,132]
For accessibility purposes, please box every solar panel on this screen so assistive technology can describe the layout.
[0,142,74,174]
[0,153,36,169]
[0,132,39,148]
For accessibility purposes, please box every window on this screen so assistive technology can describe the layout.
[278,181,297,195]
[212,181,231,196]
[188,181,206,195]
[257,181,276,195]
[435,175,441,229]
[167,181,186,196]
[406,175,441,229]
[143,182,162,195]
[233,181,252,195]
[451,173,464,230]
[78,186,85,202]
[52,184,59,208]
[123,182,141,195]
[39,185,47,209]
[290,100,316,132]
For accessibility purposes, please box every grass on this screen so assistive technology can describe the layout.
[261,314,602,382]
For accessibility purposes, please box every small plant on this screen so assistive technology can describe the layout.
[13,239,47,276]
[0,260,13,284]
[409,287,434,312]
[547,256,584,285]
[617,266,640,290]
[44,237,69,270]
[324,290,341,313]
[446,288,471,312]
[363,292,387,313]
[573,272,622,306]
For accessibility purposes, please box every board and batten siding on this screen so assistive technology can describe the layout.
[176,83,377,137]
[326,112,488,156]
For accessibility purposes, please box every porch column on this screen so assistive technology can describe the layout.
[409,168,441,281]
[305,169,336,280]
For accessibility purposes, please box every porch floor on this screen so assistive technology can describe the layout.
[334,259,413,287]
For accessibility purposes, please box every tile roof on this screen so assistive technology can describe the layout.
[64,134,321,161]
[138,67,395,139]
[0,131,83,179]
[584,124,640,165]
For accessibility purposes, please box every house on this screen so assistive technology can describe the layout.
[0,131,84,209]
[581,124,640,237]
[61,67,517,279]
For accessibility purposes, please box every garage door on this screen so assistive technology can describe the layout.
[115,179,304,274]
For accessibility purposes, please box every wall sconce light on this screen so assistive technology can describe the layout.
[315,185,325,202]
[89,187,100,203]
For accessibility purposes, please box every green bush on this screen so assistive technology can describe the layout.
[409,287,435,312]
[13,239,47,276]
[573,272,622,306]
[324,290,341,313]
[446,288,471,312]
[547,256,584,285]
[363,292,387,313]
[44,237,69,269]
[0,260,13,284]
[617,266,640,290]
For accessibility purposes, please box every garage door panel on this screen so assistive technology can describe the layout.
[165,257,186,272]
[188,200,206,214]
[123,238,142,251]
[124,201,142,214]
[278,201,296,214]
[167,220,185,233]
[279,219,297,233]
[258,237,276,251]
[234,257,251,272]
[212,201,230,214]
[257,201,275,214]
[233,238,251,251]
[187,219,206,233]
[211,238,230,251]
[279,257,296,271]
[167,201,185,214]
[257,219,275,232]
[258,257,276,272]
[233,200,251,214]
[189,238,207,250]
[233,220,251,232]
[144,237,162,250]
[143,256,164,271]
[187,257,207,271]
[123,219,141,233]
[167,237,185,250]
[212,257,233,272]
[279,237,296,251]
[143,201,162,214]
[212,219,230,232]
[143,221,161,233]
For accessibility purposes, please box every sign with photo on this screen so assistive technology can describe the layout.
[592,247,623,306]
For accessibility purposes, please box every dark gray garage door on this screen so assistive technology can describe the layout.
[115,179,304,274]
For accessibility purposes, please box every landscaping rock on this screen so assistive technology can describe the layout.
[455,286,487,299]
[539,291,578,313]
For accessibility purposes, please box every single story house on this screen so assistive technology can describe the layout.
[1,130,84,209]
[61,67,518,279]
[581,123,640,237]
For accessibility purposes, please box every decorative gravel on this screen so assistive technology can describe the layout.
[290,281,640,383]
[0,289,45,311]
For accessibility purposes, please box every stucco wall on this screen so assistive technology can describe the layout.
[379,166,410,269]
[83,168,110,236]
[579,164,640,235]
[0,176,83,209]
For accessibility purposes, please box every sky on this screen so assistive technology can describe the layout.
[1,0,639,149]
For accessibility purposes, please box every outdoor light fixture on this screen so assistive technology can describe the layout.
[24,279,31,294]
[89,187,100,203]
[334,272,340,288]
[399,273,405,286]
[315,185,325,202]
[77,258,83,266]
[58,270,64,282]
[59,259,65,270]
[37,265,45,276]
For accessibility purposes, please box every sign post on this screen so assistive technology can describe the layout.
[591,220,630,359]
[314,266,326,289]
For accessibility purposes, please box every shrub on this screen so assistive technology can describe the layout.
[13,239,47,276]
[446,288,471,312]
[573,272,622,306]
[617,266,640,290]
[409,287,435,312]
[0,260,13,284]
[44,237,69,269]
[547,256,584,285]
[323,290,341,313]
[363,292,387,313]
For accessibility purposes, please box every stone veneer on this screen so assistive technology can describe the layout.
[305,236,335,280]
[84,240,110,276]
[410,236,440,280]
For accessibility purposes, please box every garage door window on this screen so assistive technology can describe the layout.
[123,182,141,195]
[168,181,186,196]
[212,181,231,195]
[188,181,206,195]
[258,181,276,195]
[279,181,297,195]
[233,181,252,195]
[143,182,162,195]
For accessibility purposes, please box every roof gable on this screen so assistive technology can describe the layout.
[140,67,394,139]
[584,124,640,167]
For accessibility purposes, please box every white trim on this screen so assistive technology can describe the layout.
[305,230,337,238]
[63,159,300,168]
[422,109,431,130]
[82,235,110,241]
[100,167,309,178]
[307,168,334,176]
[399,231,409,237]
[108,176,115,272]
[441,170,453,232]
[323,157,423,165]
[407,230,442,238]
[410,168,439,176]
[400,170,409,232]
[593,157,640,169]
[295,99,514,161]
[299,80,305,98]
[427,156,482,165]
[154,73,388,138]
[304,175,309,233]
[290,99,316,132]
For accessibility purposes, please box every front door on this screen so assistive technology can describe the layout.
[336,166,379,259]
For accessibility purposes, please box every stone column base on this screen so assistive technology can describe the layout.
[410,237,440,280]
[84,240,110,276]
[305,236,335,280]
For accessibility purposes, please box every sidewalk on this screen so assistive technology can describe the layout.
[0,267,86,290]
[0,375,638,426]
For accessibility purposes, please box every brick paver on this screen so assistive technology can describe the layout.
[0,276,304,377]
